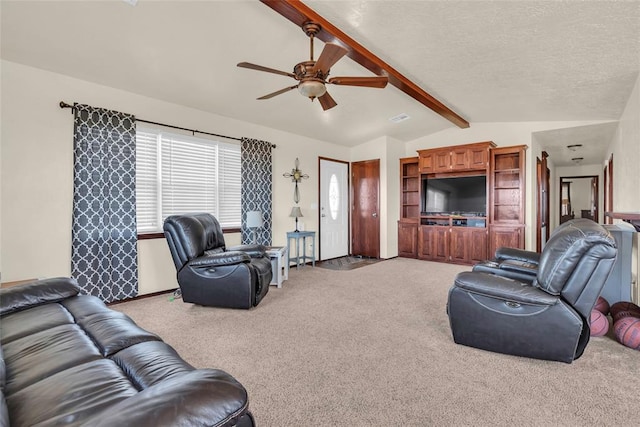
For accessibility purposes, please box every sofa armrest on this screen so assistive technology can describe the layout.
[499,259,538,275]
[494,247,541,265]
[85,369,250,427]
[227,244,266,258]
[0,277,80,316]
[454,272,558,306]
[472,261,536,283]
[188,251,251,268]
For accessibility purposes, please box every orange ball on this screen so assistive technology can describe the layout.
[613,317,640,350]
[589,309,610,337]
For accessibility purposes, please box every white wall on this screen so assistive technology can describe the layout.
[607,74,640,213]
[605,73,640,300]
[0,60,349,293]
[404,120,615,250]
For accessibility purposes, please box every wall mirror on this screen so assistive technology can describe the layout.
[559,175,599,224]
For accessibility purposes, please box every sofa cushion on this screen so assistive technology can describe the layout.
[62,296,162,357]
[0,390,8,427]
[84,369,250,427]
[0,303,74,344]
[0,277,80,316]
[2,324,102,394]
[6,359,138,427]
[111,341,195,389]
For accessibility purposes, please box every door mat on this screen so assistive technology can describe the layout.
[316,256,381,271]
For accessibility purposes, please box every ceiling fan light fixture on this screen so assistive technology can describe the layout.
[298,79,326,98]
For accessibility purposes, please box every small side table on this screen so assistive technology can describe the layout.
[265,246,289,288]
[286,231,316,269]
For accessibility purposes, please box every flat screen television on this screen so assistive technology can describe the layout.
[422,175,487,215]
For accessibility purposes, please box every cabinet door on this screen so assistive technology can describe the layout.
[451,148,470,170]
[398,222,418,258]
[433,150,451,172]
[469,228,488,263]
[489,225,523,257]
[432,227,450,262]
[419,152,433,173]
[418,226,435,260]
[468,146,489,170]
[449,228,468,263]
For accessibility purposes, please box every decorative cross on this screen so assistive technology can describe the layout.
[283,158,309,203]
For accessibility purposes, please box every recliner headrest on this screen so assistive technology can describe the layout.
[163,214,226,268]
[536,220,616,295]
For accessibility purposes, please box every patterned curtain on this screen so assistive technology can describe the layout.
[241,138,273,245]
[71,104,138,302]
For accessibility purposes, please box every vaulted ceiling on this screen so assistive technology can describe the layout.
[2,1,638,165]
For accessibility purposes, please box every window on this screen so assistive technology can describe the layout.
[135,128,241,233]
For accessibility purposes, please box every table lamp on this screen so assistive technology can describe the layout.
[289,206,303,232]
[246,210,263,244]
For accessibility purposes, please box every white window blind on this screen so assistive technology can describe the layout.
[135,128,241,233]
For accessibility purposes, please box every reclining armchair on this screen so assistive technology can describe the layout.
[164,213,272,309]
[447,220,617,363]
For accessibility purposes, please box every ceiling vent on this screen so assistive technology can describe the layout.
[389,113,411,123]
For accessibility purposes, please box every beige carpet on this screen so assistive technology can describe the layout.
[114,258,640,426]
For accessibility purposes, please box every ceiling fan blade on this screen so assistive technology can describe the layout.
[328,76,388,88]
[313,43,347,75]
[237,62,296,79]
[317,91,337,111]
[257,85,299,100]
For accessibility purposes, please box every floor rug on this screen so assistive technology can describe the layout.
[315,255,381,270]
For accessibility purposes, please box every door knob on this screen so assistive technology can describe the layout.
[372,212,378,217]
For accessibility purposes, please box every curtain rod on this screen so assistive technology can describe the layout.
[59,101,276,147]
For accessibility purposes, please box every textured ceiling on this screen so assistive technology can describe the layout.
[1,0,638,164]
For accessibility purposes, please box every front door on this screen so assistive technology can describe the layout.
[351,159,380,258]
[319,158,349,260]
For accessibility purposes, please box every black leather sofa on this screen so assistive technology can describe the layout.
[448,219,617,363]
[0,277,255,426]
[164,213,272,309]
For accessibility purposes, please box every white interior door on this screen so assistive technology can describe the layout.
[319,158,349,260]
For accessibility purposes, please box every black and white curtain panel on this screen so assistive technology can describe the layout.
[241,138,273,245]
[71,104,138,302]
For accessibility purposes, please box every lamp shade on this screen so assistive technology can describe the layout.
[289,207,303,218]
[246,211,263,228]
[298,80,326,98]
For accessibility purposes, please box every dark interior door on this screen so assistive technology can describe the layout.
[536,152,550,252]
[351,159,380,258]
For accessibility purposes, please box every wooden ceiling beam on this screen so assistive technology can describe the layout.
[259,0,469,129]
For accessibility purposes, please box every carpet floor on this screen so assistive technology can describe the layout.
[114,258,640,426]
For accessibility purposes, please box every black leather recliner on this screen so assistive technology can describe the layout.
[164,213,272,309]
[447,219,617,363]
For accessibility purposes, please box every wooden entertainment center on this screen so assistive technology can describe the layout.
[398,141,527,264]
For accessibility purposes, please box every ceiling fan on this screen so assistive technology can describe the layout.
[237,22,388,111]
